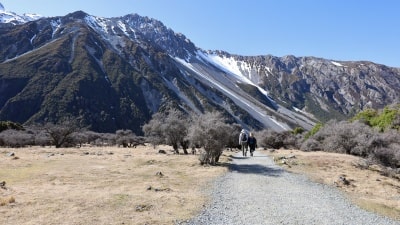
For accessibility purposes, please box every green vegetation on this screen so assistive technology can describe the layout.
[292,127,305,135]
[0,121,23,132]
[304,123,323,139]
[296,105,400,176]
[351,105,400,131]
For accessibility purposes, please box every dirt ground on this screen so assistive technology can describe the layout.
[1,146,399,224]
[0,145,229,225]
[266,149,400,221]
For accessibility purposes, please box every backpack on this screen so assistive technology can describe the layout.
[241,133,247,142]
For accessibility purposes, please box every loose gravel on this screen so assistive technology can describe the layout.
[178,150,400,225]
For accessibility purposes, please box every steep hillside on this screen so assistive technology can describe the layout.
[206,52,400,122]
[1,10,399,133]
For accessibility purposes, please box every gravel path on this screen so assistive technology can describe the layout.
[178,150,400,225]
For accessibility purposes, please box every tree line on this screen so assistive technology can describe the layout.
[0,105,399,174]
[0,109,241,165]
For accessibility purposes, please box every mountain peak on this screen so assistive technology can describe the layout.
[66,10,89,19]
[0,3,42,25]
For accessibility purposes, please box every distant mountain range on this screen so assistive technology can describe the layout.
[0,7,399,134]
[0,3,41,25]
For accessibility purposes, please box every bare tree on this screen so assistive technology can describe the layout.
[71,132,88,147]
[143,112,166,147]
[43,121,79,148]
[187,111,231,165]
[143,108,189,154]
[115,129,144,147]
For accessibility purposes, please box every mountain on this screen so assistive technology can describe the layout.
[0,3,41,25]
[214,53,400,122]
[0,10,399,134]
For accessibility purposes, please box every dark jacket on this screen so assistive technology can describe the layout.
[248,136,257,150]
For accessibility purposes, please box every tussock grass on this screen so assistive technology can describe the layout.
[0,145,229,225]
[0,196,15,206]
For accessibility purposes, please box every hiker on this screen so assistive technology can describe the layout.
[248,132,257,157]
[239,129,249,156]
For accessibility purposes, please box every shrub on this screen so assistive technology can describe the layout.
[304,123,323,139]
[300,138,321,151]
[292,127,305,135]
[258,130,301,150]
[373,144,400,168]
[187,111,232,165]
[351,108,378,126]
[116,129,136,147]
[0,196,15,206]
[309,120,374,155]
[143,108,189,154]
[0,129,34,147]
[352,105,400,131]
[33,130,52,146]
[43,121,80,148]
[370,107,399,131]
[302,119,400,170]
[0,121,23,133]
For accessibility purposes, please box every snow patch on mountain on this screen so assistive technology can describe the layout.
[30,34,36,44]
[175,56,292,131]
[197,51,276,105]
[199,51,251,84]
[331,61,344,67]
[84,15,127,53]
[117,20,128,35]
[50,19,61,38]
[85,15,108,34]
[0,3,42,25]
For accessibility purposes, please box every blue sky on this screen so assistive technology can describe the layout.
[2,0,400,67]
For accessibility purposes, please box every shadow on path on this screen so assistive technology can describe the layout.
[228,154,284,177]
[229,163,283,177]
[230,156,269,159]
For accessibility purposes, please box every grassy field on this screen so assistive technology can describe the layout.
[1,146,399,224]
[0,145,229,225]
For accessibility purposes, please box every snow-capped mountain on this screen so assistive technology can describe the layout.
[0,2,42,25]
[0,10,399,133]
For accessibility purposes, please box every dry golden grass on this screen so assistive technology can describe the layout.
[266,149,400,221]
[0,196,15,206]
[2,145,398,224]
[0,145,229,225]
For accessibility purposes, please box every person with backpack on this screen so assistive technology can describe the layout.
[248,132,257,157]
[239,129,249,156]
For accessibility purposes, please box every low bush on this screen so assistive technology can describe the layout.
[258,130,302,150]
[187,111,232,165]
[0,121,23,133]
[352,105,400,131]
[302,119,400,171]
[0,129,34,147]
[300,138,321,151]
[373,144,400,168]
[0,196,15,206]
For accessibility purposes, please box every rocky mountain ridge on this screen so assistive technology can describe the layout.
[0,10,399,133]
[0,3,41,25]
